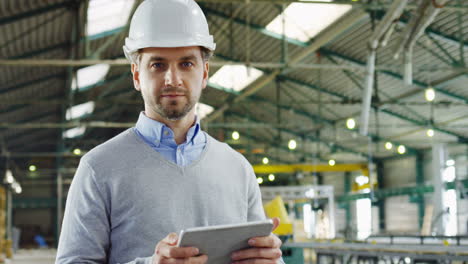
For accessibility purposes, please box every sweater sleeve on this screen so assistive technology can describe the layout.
[246,164,286,264]
[246,164,267,222]
[55,160,154,264]
[55,159,110,263]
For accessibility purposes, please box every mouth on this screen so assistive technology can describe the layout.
[161,94,185,98]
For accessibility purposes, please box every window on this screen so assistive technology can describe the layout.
[86,0,135,36]
[266,1,352,42]
[72,64,110,91]
[63,126,86,139]
[209,65,263,92]
[66,101,95,120]
[195,103,214,120]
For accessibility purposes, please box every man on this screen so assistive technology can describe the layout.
[56,0,283,263]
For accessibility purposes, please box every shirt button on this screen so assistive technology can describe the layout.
[164,131,169,136]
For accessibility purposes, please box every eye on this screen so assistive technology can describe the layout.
[181,62,194,68]
[151,62,165,69]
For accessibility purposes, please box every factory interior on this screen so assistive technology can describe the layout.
[0,0,467,263]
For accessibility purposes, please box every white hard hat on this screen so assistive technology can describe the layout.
[123,0,216,62]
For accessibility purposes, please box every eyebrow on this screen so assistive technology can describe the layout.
[147,55,198,62]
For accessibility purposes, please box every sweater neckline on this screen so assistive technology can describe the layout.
[129,128,211,171]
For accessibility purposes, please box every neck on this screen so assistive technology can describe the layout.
[146,111,196,145]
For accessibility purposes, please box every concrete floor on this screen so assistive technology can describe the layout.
[5,249,56,264]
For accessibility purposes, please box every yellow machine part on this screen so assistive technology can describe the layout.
[264,196,293,235]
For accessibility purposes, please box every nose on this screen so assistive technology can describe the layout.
[164,65,183,87]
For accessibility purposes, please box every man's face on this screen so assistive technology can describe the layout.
[131,46,209,121]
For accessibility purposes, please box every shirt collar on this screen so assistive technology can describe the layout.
[135,112,201,147]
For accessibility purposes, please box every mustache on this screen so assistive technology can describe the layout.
[161,86,187,94]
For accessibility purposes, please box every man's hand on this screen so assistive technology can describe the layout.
[153,233,208,264]
[230,218,283,264]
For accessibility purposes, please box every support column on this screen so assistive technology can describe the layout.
[344,172,352,232]
[7,189,12,240]
[432,144,447,235]
[416,152,425,229]
[57,172,63,242]
[376,160,386,231]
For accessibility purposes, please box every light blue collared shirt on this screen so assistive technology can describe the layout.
[134,112,207,166]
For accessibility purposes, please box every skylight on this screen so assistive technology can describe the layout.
[63,126,86,139]
[72,64,110,91]
[86,0,135,36]
[209,65,263,92]
[66,101,95,120]
[195,103,214,120]
[266,1,352,42]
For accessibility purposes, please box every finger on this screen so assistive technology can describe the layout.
[161,232,179,246]
[232,260,277,264]
[248,234,282,248]
[231,257,279,264]
[158,245,200,259]
[271,217,280,231]
[159,254,208,264]
[231,247,282,261]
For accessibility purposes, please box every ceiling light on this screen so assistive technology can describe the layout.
[288,139,297,150]
[328,159,336,166]
[73,148,82,155]
[355,175,369,186]
[257,177,264,184]
[5,170,14,184]
[426,129,434,137]
[425,87,435,102]
[397,145,406,154]
[346,118,356,129]
[262,157,269,164]
[268,174,275,181]
[385,142,393,150]
[232,131,240,141]
[29,165,37,172]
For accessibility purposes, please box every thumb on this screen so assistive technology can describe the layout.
[271,217,281,232]
[163,232,179,246]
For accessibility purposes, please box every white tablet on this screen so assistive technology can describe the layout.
[177,219,274,264]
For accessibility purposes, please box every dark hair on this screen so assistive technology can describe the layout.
[200,46,214,61]
[133,46,213,67]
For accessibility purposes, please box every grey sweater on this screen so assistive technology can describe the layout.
[56,128,267,264]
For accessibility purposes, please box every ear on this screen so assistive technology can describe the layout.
[201,61,209,90]
[131,63,141,91]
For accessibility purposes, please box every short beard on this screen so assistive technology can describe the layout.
[155,99,194,121]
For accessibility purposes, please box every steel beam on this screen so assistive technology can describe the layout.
[337,178,468,202]
[198,0,468,11]
[253,163,368,175]
[0,2,70,26]
[201,8,468,143]
[208,75,419,156]
[203,7,368,123]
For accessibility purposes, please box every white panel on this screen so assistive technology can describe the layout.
[458,199,468,235]
[385,196,419,233]
[456,155,467,235]
[372,206,380,234]
[384,156,416,187]
[322,172,345,195]
[335,207,346,237]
